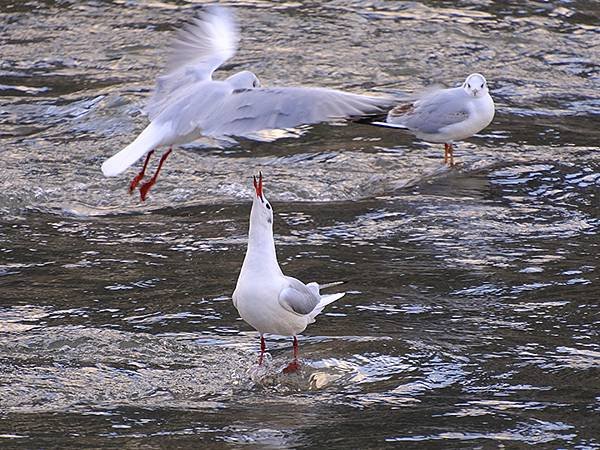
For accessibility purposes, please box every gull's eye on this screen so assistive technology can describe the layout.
[467,83,471,89]
[480,83,484,88]
[266,203,271,210]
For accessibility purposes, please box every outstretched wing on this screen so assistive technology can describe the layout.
[166,6,238,76]
[145,6,239,120]
[278,277,322,316]
[198,86,396,138]
[387,87,470,134]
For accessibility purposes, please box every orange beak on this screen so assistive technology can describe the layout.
[253,172,263,201]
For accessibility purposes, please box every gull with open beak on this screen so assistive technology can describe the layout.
[232,173,345,373]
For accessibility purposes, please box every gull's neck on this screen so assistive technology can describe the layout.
[241,216,283,278]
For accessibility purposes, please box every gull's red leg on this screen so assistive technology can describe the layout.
[293,336,299,360]
[444,143,449,165]
[258,335,266,366]
[283,336,300,374]
[448,143,455,167]
[129,150,154,193]
[139,147,172,201]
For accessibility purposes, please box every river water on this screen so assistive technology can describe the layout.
[1,1,599,448]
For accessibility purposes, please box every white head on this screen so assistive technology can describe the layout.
[250,172,274,231]
[462,73,488,98]
[226,70,261,90]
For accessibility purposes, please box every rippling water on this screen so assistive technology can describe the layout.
[1,1,599,448]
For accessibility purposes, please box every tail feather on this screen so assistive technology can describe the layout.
[318,292,345,308]
[319,281,344,290]
[371,121,408,129]
[101,122,169,177]
[309,292,345,322]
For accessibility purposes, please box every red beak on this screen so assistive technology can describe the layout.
[253,172,263,201]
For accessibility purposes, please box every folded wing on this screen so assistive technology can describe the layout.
[279,277,322,316]
[388,88,470,134]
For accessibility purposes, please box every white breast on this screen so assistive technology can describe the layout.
[233,276,309,336]
[440,94,495,142]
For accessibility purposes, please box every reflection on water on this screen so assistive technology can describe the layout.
[1,0,599,448]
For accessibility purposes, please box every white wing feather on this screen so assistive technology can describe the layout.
[152,85,395,139]
[145,6,239,120]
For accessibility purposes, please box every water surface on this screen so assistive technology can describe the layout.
[1,1,599,448]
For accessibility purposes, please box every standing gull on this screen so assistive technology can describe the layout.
[375,73,495,166]
[232,173,345,373]
[101,6,395,200]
